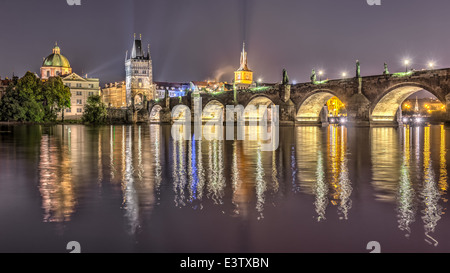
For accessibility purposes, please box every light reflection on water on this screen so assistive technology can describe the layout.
[1,123,449,252]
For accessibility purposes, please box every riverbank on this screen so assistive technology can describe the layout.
[0,120,134,126]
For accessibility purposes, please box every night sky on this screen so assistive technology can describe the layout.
[1,0,450,87]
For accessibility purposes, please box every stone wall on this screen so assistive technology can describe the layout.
[107,108,128,123]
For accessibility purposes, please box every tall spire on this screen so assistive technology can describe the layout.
[239,42,249,71]
[414,96,420,113]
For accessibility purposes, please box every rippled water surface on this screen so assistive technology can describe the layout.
[0,124,449,253]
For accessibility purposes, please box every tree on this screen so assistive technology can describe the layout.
[0,72,45,122]
[82,95,107,124]
[42,77,71,121]
[0,72,72,123]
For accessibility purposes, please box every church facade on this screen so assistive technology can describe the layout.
[40,43,101,119]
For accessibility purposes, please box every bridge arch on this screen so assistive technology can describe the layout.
[202,100,225,122]
[134,93,144,110]
[149,104,162,122]
[296,90,345,123]
[370,82,444,122]
[244,95,275,121]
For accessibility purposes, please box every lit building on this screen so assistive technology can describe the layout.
[234,42,253,89]
[102,81,127,108]
[154,82,187,99]
[62,73,101,119]
[153,81,230,99]
[40,43,101,119]
[40,43,72,80]
[326,96,346,117]
[125,34,156,109]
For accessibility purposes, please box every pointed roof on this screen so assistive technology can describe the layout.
[414,96,420,113]
[130,34,150,60]
[237,42,251,72]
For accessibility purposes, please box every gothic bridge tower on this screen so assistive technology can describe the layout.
[125,34,155,110]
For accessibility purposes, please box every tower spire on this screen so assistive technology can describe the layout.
[239,41,249,71]
[414,96,420,113]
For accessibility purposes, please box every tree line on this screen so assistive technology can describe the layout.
[0,71,107,124]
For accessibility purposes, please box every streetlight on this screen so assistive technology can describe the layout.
[428,62,435,69]
[319,70,324,82]
[404,59,410,73]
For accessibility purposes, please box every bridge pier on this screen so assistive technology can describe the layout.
[279,99,296,126]
[345,93,371,127]
[445,94,450,127]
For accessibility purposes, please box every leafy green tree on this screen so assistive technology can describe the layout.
[0,72,72,123]
[42,77,71,121]
[82,95,107,124]
[0,72,45,122]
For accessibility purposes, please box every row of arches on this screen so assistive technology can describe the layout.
[149,83,447,124]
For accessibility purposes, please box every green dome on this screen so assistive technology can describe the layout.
[42,44,71,68]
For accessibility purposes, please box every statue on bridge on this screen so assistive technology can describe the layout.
[311,69,317,84]
[282,69,289,85]
[383,63,389,75]
[356,60,361,78]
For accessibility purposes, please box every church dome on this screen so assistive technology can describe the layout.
[42,43,71,68]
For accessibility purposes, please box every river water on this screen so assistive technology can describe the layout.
[0,124,449,253]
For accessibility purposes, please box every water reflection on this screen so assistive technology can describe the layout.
[371,127,401,202]
[122,126,139,234]
[30,123,450,250]
[397,126,415,237]
[371,125,449,246]
[39,128,76,223]
[420,126,441,246]
[327,126,351,220]
[296,125,351,221]
[439,125,448,198]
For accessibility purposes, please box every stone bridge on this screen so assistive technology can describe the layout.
[146,68,450,126]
